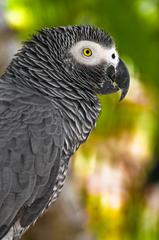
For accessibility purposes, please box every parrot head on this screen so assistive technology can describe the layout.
[61,25,130,101]
[5,25,130,101]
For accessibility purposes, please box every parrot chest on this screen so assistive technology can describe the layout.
[62,99,101,156]
[48,99,101,206]
[47,158,68,206]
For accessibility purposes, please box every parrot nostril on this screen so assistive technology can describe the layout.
[112,53,116,59]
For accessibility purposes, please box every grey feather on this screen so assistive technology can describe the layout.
[0,25,129,240]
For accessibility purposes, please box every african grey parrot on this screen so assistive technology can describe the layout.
[0,25,129,240]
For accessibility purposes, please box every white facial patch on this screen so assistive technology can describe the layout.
[70,40,119,67]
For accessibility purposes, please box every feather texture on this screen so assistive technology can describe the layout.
[0,81,64,238]
[0,25,129,239]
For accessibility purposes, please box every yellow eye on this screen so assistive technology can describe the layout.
[83,48,92,57]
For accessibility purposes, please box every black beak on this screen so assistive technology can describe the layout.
[115,59,130,101]
[101,59,130,101]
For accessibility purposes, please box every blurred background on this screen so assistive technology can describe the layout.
[0,0,159,239]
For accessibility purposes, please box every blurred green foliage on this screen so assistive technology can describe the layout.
[4,0,159,239]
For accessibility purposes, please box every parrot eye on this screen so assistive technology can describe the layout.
[70,40,119,67]
[83,48,92,57]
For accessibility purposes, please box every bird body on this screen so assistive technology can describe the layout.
[0,25,129,239]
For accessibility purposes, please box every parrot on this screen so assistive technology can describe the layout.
[0,25,130,240]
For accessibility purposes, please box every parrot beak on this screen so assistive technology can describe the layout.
[115,59,130,101]
[97,59,130,100]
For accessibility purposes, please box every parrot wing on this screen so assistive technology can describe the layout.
[0,83,64,238]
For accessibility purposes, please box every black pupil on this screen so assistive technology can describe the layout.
[112,53,115,59]
[86,50,90,54]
